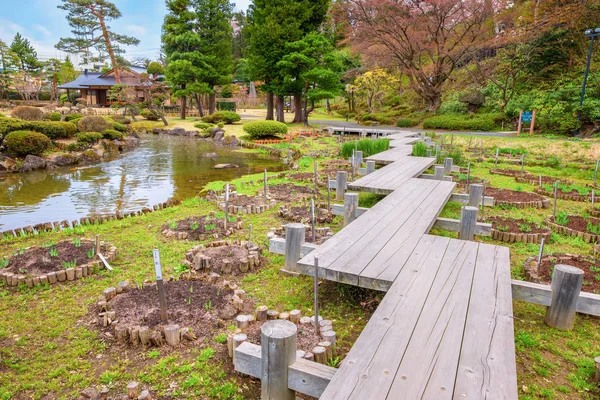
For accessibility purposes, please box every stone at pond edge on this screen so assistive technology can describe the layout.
[0,156,18,172]
[19,155,45,172]
[214,164,239,169]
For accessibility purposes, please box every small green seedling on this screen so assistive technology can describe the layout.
[49,247,59,257]
[169,221,178,229]
[73,238,82,247]
[62,259,77,269]
[0,257,9,268]
[87,249,95,259]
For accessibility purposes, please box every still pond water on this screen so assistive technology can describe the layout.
[0,136,285,231]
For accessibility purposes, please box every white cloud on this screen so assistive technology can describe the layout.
[34,24,52,37]
[126,24,146,36]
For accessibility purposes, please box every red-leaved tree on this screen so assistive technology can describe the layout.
[345,0,494,111]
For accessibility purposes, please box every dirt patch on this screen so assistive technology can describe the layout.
[550,214,600,234]
[278,205,334,224]
[531,254,600,293]
[288,172,318,182]
[485,187,550,209]
[319,159,353,180]
[263,183,315,202]
[489,168,526,177]
[162,215,243,241]
[269,225,334,244]
[244,320,324,354]
[184,241,264,276]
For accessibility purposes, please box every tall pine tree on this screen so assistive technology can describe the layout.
[10,33,40,72]
[56,0,139,84]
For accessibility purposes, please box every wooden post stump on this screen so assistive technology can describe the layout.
[321,330,336,348]
[444,158,453,175]
[335,171,347,201]
[366,160,376,175]
[127,382,139,399]
[595,356,600,383]
[289,309,301,323]
[356,151,363,167]
[313,346,327,364]
[260,320,297,400]
[459,206,479,241]
[256,305,268,321]
[344,193,359,227]
[283,223,305,273]
[434,166,445,181]
[164,325,181,347]
[235,315,251,330]
[544,264,584,330]
[468,184,484,208]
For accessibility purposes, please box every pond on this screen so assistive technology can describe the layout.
[0,135,285,231]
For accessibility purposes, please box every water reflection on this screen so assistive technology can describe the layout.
[0,136,285,230]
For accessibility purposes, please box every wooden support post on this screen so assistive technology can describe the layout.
[344,193,359,227]
[459,206,479,241]
[466,162,471,186]
[595,161,599,187]
[544,265,584,330]
[366,160,375,175]
[521,154,525,174]
[444,158,453,175]
[264,170,268,205]
[539,174,542,188]
[313,161,318,194]
[495,148,499,168]
[225,183,230,230]
[593,190,596,210]
[517,110,523,135]
[153,249,168,324]
[434,166,445,181]
[468,184,484,208]
[283,223,305,273]
[327,184,331,212]
[537,237,546,264]
[356,151,363,167]
[310,199,316,244]
[260,320,297,400]
[595,356,600,384]
[95,234,101,256]
[530,109,537,135]
[314,257,320,335]
[335,171,347,201]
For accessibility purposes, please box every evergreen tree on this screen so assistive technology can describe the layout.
[10,33,41,72]
[0,40,18,100]
[58,56,79,85]
[55,0,140,84]
[245,0,330,122]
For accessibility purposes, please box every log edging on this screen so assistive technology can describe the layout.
[183,240,264,275]
[545,217,600,244]
[491,229,551,244]
[535,188,591,203]
[494,196,551,210]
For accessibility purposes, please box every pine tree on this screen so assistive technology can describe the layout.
[55,0,139,84]
[10,33,40,72]
[0,40,17,99]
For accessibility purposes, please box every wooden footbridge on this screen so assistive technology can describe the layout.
[236,130,519,399]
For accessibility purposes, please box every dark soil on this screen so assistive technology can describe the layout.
[490,168,524,177]
[551,215,600,234]
[279,206,333,224]
[486,217,550,234]
[245,321,323,353]
[2,240,103,276]
[162,215,242,241]
[451,173,486,185]
[288,172,318,182]
[264,183,315,202]
[538,255,600,293]
[485,187,544,202]
[228,194,268,207]
[103,280,235,330]
[319,159,353,180]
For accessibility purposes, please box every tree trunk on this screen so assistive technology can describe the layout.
[209,92,216,114]
[290,96,295,112]
[292,93,304,123]
[180,88,187,120]
[276,95,285,122]
[266,93,274,120]
[326,99,331,113]
[97,13,121,84]
[193,93,204,117]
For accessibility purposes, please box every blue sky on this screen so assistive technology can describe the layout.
[0,0,252,66]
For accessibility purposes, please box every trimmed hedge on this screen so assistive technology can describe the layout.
[65,113,83,122]
[78,116,111,132]
[11,106,43,121]
[396,118,421,128]
[0,119,77,140]
[110,115,131,125]
[243,121,288,139]
[5,130,52,156]
[140,109,160,121]
[194,122,214,130]
[202,111,241,124]
[76,131,103,144]
[43,112,62,121]
[102,129,124,140]
[422,113,506,131]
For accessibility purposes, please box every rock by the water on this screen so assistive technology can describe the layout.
[213,130,225,141]
[214,164,239,169]
[19,155,45,172]
[203,152,218,158]
[224,135,239,147]
[0,156,18,172]
[79,149,102,164]
[210,127,224,137]
[152,128,164,134]
[170,127,186,136]
[46,154,79,168]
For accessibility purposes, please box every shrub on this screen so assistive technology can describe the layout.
[26,122,66,139]
[412,142,428,157]
[111,122,128,132]
[110,115,131,125]
[11,106,44,121]
[217,101,236,111]
[65,113,83,122]
[65,142,89,152]
[243,120,288,139]
[140,109,160,121]
[76,131,103,144]
[78,116,111,132]
[202,111,241,124]
[340,139,390,158]
[422,113,506,131]
[396,118,420,128]
[5,130,52,156]
[43,112,62,121]
[194,122,214,130]
[75,97,88,106]
[102,129,124,140]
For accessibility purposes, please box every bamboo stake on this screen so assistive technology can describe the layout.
[314,256,320,335]
[225,183,229,230]
[537,237,546,264]
[153,249,168,324]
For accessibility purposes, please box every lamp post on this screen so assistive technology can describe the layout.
[577,28,600,125]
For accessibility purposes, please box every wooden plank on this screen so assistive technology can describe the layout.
[418,174,453,182]
[450,193,495,207]
[350,157,436,194]
[433,217,492,236]
[387,240,479,398]
[234,343,337,398]
[269,238,318,258]
[331,204,369,217]
[511,279,600,317]
[454,244,518,399]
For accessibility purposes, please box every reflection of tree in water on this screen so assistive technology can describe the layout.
[0,171,71,206]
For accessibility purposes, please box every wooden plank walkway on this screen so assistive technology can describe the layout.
[319,236,517,399]
[365,146,415,164]
[348,156,436,194]
[298,178,455,291]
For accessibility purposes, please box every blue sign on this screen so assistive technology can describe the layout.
[522,111,533,123]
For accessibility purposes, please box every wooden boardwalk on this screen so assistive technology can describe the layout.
[291,127,517,399]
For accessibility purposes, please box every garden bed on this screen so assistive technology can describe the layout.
[524,254,600,293]
[485,187,550,209]
[161,215,243,240]
[319,159,353,180]
[277,205,333,224]
[0,239,116,287]
[487,217,551,244]
[262,183,316,202]
[489,168,527,177]
[535,183,592,202]
[268,225,334,245]
[94,278,251,348]
[515,174,569,186]
[217,192,276,214]
[545,214,600,243]
[450,172,488,191]
[183,241,264,276]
